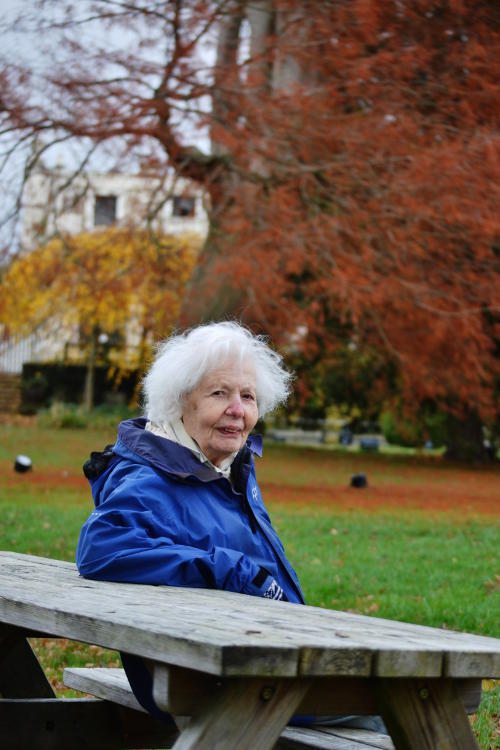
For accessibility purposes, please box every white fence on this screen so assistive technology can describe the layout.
[0,335,39,374]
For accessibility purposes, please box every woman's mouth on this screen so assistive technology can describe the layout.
[218,426,241,435]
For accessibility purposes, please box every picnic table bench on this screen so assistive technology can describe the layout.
[1,551,499,750]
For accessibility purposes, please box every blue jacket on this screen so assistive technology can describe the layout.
[77,418,304,604]
[76,418,315,724]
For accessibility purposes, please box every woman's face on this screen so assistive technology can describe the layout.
[182,360,259,467]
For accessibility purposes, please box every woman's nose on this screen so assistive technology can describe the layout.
[226,395,244,417]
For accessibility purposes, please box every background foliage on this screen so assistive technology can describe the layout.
[1,1,499,458]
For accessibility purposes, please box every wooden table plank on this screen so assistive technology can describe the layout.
[278,726,395,749]
[0,553,299,677]
[64,667,146,713]
[1,552,500,681]
[288,606,500,677]
[319,728,395,750]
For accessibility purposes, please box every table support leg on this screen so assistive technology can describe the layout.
[376,678,480,750]
[0,626,54,698]
[172,677,311,750]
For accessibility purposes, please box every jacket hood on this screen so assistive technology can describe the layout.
[115,417,263,483]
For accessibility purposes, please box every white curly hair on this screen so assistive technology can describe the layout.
[143,321,293,422]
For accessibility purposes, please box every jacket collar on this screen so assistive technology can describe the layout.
[115,418,262,483]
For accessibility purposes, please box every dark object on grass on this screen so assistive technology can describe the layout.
[14,454,32,473]
[350,473,367,488]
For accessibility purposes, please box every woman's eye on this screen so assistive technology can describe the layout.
[242,392,256,401]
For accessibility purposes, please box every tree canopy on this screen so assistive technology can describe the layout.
[0,227,200,407]
[1,1,499,455]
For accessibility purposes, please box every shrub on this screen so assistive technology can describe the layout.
[85,404,140,429]
[381,408,448,448]
[37,402,140,430]
[380,410,424,447]
[38,402,88,429]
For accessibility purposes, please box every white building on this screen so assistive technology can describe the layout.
[21,163,209,251]
[0,164,209,374]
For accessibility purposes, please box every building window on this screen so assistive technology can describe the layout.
[94,195,117,226]
[172,195,195,218]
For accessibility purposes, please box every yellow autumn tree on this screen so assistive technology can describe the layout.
[0,228,201,409]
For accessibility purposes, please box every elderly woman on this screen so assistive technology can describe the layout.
[77,321,302,600]
[77,321,386,734]
[76,320,304,719]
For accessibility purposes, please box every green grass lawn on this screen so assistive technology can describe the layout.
[275,509,500,636]
[1,423,499,747]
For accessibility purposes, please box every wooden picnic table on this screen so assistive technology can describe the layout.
[0,551,499,750]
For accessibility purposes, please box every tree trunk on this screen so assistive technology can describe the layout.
[179,1,321,331]
[444,411,494,463]
[83,327,98,412]
[180,1,277,328]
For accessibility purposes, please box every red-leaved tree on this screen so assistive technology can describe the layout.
[1,1,499,458]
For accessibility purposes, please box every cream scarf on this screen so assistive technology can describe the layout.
[145,418,236,480]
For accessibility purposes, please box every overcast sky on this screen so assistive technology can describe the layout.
[0,0,217,250]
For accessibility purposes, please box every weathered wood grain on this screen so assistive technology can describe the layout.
[64,667,146,712]
[1,552,500,681]
[0,553,298,677]
[277,726,395,749]
[376,678,480,750]
[320,727,395,750]
[63,665,482,720]
[63,668,398,749]
[2,550,492,750]
[171,676,311,750]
